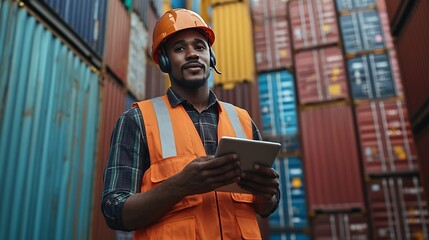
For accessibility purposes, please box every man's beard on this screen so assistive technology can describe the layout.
[170,73,209,90]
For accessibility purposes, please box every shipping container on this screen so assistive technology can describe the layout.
[145,60,168,99]
[30,0,108,58]
[339,10,385,54]
[253,16,293,72]
[258,70,299,152]
[376,0,394,49]
[0,3,100,239]
[270,233,310,240]
[189,0,202,14]
[150,0,164,17]
[383,0,402,24]
[171,0,186,8]
[300,104,365,212]
[126,92,138,110]
[250,0,288,22]
[335,0,376,12]
[133,0,150,28]
[212,1,256,85]
[127,12,148,100]
[213,81,261,129]
[104,0,131,83]
[355,99,418,174]
[289,0,340,50]
[270,157,309,229]
[347,52,396,100]
[146,4,158,57]
[367,175,429,239]
[416,130,429,211]
[295,46,349,105]
[312,213,369,239]
[91,72,127,240]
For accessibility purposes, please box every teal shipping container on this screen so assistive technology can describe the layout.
[270,233,310,240]
[0,2,100,239]
[258,70,299,152]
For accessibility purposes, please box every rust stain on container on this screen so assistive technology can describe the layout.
[300,104,365,212]
[92,72,126,240]
[104,0,131,83]
[253,16,293,72]
[289,0,340,50]
[355,99,418,174]
[295,46,349,105]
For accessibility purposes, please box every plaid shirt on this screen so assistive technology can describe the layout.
[102,88,261,230]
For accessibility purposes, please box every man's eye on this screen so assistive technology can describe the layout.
[195,45,206,50]
[174,47,185,52]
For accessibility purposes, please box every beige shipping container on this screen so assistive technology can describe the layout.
[127,13,148,100]
[212,0,255,87]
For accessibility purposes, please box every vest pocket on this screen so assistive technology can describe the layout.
[236,215,262,240]
[148,216,196,240]
[231,193,254,203]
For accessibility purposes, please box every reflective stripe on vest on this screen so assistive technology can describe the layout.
[151,99,247,158]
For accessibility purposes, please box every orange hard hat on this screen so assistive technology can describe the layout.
[152,9,215,64]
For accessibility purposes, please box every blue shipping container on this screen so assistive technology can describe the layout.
[0,2,100,239]
[347,53,396,99]
[35,0,108,57]
[258,70,299,152]
[336,0,376,12]
[171,0,186,8]
[340,10,385,54]
[270,233,310,240]
[269,157,308,229]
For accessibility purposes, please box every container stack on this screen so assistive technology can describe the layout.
[336,0,429,238]
[249,0,309,239]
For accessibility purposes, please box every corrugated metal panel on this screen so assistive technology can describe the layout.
[253,16,293,72]
[416,130,429,212]
[123,0,133,11]
[104,0,131,82]
[393,0,429,119]
[213,81,261,129]
[150,0,164,17]
[300,104,365,212]
[145,60,167,99]
[133,0,150,28]
[258,70,299,152]
[91,72,126,240]
[355,99,418,174]
[171,0,186,8]
[189,0,202,14]
[270,233,310,240]
[347,52,396,100]
[146,5,158,57]
[340,10,385,54]
[377,0,394,49]
[212,1,255,85]
[36,0,108,57]
[211,0,241,5]
[335,0,376,12]
[289,0,340,50]
[251,0,288,21]
[295,47,350,105]
[270,157,308,229]
[367,175,429,239]
[384,0,402,24]
[312,213,369,239]
[0,3,100,239]
[127,12,147,100]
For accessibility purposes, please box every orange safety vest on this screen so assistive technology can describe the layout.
[132,95,262,240]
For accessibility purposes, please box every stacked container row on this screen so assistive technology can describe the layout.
[0,2,100,239]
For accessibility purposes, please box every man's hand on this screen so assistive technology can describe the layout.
[173,154,242,196]
[237,163,280,199]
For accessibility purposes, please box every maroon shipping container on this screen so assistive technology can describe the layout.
[146,6,158,58]
[251,0,288,21]
[300,104,365,212]
[367,175,429,239]
[104,0,131,83]
[92,73,126,240]
[416,129,429,210]
[295,46,349,105]
[312,213,369,240]
[289,0,340,50]
[384,0,402,24]
[213,81,262,130]
[144,60,167,99]
[355,99,418,174]
[253,16,293,72]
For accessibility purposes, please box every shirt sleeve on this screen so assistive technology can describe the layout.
[251,119,262,141]
[101,108,149,231]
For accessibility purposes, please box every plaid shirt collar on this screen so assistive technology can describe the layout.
[166,88,219,110]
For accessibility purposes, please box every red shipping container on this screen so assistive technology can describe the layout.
[355,99,418,174]
[289,0,340,50]
[104,0,131,83]
[92,72,126,240]
[300,104,365,212]
[377,0,394,49]
[312,213,369,240]
[416,130,429,209]
[251,0,288,21]
[384,0,403,24]
[367,175,429,239]
[253,16,293,72]
[295,46,349,105]
[144,60,167,99]
[213,81,262,130]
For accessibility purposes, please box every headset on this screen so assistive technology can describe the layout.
[158,46,221,74]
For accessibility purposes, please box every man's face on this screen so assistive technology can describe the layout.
[164,29,211,90]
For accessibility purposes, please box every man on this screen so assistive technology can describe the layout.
[102,9,280,239]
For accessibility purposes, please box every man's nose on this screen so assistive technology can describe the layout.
[185,48,199,60]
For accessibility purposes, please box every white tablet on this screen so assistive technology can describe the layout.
[214,136,281,193]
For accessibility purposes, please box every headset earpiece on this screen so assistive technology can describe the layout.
[158,47,171,73]
[209,48,216,68]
